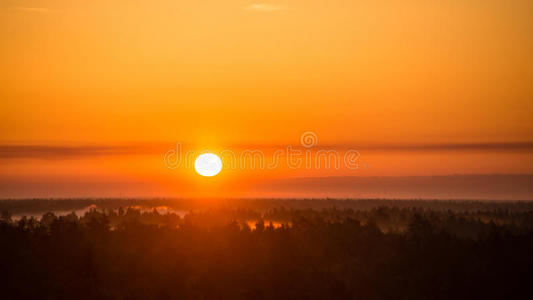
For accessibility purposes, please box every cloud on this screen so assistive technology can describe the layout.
[244,3,287,12]
[346,141,533,152]
[0,141,531,160]
[15,7,54,14]
[0,145,155,160]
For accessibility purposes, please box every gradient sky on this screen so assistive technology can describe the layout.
[1,1,532,198]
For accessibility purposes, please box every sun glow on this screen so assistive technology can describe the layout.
[194,153,223,177]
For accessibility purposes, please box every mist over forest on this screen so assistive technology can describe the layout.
[2,199,533,299]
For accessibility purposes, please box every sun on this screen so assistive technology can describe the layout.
[194,153,223,177]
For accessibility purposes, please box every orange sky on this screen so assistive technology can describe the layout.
[1,1,532,198]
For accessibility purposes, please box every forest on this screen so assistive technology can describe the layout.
[1,199,533,299]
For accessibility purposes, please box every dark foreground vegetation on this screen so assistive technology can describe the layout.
[1,199,533,300]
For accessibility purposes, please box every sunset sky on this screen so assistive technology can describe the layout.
[1,1,532,199]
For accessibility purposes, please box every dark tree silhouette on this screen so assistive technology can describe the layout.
[1,201,533,299]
